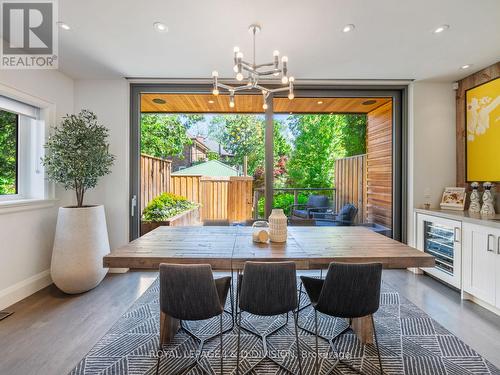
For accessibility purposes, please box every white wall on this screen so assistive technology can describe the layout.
[0,70,74,309]
[73,79,130,250]
[407,81,456,245]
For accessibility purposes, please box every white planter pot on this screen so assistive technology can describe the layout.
[51,205,110,294]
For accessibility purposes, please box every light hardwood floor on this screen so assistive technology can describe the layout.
[0,270,499,375]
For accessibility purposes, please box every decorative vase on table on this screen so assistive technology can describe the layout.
[268,209,287,242]
[42,110,115,294]
[468,182,481,214]
[480,182,496,217]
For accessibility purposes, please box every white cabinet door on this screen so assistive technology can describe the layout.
[462,223,497,306]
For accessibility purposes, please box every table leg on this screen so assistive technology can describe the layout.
[160,311,180,345]
[350,315,374,344]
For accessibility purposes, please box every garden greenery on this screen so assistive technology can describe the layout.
[42,110,115,207]
[142,192,197,222]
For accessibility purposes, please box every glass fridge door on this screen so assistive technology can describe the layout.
[423,221,455,275]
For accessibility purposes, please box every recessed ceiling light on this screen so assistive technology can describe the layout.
[460,64,472,70]
[208,100,215,104]
[362,99,377,105]
[152,98,166,104]
[57,21,70,30]
[433,24,449,34]
[317,100,324,105]
[153,22,168,33]
[342,24,355,33]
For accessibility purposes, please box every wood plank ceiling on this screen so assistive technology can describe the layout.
[141,93,391,114]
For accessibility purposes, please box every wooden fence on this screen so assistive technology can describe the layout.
[170,175,253,221]
[141,154,172,213]
[335,154,367,224]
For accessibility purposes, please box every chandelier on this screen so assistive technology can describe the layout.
[211,24,295,110]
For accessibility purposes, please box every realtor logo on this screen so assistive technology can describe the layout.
[1,0,58,69]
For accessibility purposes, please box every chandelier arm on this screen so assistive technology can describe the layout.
[253,62,275,69]
[253,70,281,76]
[216,82,253,92]
[267,86,291,93]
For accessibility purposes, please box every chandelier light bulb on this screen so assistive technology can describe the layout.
[229,101,235,108]
[262,103,268,110]
[281,56,288,63]
[233,65,239,73]
[236,51,244,59]
[212,71,219,77]
[236,72,244,81]
[273,50,280,57]
[233,46,240,53]
[281,76,288,84]
[289,76,295,82]
[212,88,219,96]
[288,93,294,100]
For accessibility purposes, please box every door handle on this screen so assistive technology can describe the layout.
[453,227,460,243]
[131,195,137,217]
[487,234,495,252]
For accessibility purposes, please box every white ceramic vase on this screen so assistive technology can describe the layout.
[51,205,110,294]
[269,209,288,242]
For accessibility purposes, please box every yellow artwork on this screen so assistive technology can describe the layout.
[466,77,500,181]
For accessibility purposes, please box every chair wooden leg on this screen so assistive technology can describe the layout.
[314,309,319,375]
[236,309,242,375]
[294,310,303,375]
[219,313,223,375]
[371,315,384,375]
[351,315,374,344]
[160,311,180,346]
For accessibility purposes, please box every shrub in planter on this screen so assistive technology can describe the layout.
[42,110,115,294]
[141,193,199,234]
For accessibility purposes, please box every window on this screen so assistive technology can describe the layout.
[0,95,45,203]
[0,110,18,195]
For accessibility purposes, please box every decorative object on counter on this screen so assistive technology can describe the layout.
[468,182,481,214]
[423,188,431,210]
[268,209,288,242]
[252,221,270,243]
[466,77,500,182]
[440,187,466,211]
[480,182,496,216]
[423,203,431,210]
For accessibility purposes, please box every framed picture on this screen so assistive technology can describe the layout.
[466,77,500,182]
[440,187,466,211]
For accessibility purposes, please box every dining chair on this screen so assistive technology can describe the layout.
[300,262,383,375]
[236,261,303,375]
[156,264,231,375]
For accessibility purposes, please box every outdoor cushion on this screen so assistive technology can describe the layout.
[307,195,329,208]
[291,209,309,219]
[338,203,357,222]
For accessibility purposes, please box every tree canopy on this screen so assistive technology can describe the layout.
[286,114,366,188]
[0,110,17,195]
[140,114,203,159]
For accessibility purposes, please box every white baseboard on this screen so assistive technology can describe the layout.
[0,270,52,310]
[108,268,129,274]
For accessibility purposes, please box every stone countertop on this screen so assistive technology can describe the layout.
[414,208,500,230]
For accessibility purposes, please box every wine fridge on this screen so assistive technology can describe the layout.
[416,212,462,288]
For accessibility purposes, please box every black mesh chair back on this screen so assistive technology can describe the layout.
[315,262,382,318]
[239,261,297,316]
[159,264,225,321]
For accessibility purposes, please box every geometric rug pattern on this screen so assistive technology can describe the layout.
[69,277,500,375]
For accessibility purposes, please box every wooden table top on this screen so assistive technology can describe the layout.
[104,226,435,270]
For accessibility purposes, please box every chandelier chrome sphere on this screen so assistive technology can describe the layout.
[211,24,295,110]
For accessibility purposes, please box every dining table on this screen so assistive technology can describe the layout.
[103,225,435,345]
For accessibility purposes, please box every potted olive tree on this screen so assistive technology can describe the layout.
[43,110,115,294]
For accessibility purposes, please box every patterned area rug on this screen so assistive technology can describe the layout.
[70,278,500,375]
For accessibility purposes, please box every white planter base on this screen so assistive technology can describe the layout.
[51,205,110,294]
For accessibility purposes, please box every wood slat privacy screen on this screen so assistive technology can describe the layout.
[141,154,172,213]
[141,154,253,222]
[366,102,393,228]
[335,154,367,224]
